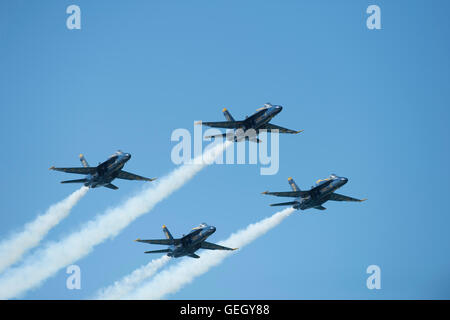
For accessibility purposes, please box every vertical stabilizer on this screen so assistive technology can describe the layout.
[222,108,235,121]
[79,154,89,168]
[288,177,300,191]
[162,225,174,243]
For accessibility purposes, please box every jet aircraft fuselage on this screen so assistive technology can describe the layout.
[169,224,217,258]
[262,174,366,211]
[135,223,237,259]
[50,151,155,190]
[297,175,348,210]
[239,104,283,131]
[196,103,302,143]
[85,151,131,188]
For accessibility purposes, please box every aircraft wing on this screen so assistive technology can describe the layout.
[269,201,300,207]
[200,241,237,251]
[144,249,172,254]
[116,170,156,181]
[328,193,367,202]
[49,166,96,175]
[196,121,245,129]
[259,123,303,134]
[135,238,181,245]
[262,190,309,197]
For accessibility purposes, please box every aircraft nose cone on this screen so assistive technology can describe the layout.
[209,226,216,233]
[125,153,131,160]
[341,177,348,184]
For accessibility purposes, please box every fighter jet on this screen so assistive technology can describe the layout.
[50,151,156,190]
[195,103,303,143]
[262,174,366,211]
[135,223,237,259]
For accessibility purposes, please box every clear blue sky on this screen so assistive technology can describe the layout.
[1,0,449,299]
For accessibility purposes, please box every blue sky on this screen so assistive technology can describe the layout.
[0,0,449,299]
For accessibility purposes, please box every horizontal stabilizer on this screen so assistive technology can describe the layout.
[188,253,200,259]
[314,205,327,210]
[195,120,244,129]
[104,183,118,190]
[144,249,172,254]
[204,132,233,140]
[61,179,88,184]
[135,238,181,245]
[262,190,309,197]
[269,201,299,207]
[50,166,96,175]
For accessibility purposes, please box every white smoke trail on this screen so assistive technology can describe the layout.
[95,256,171,300]
[0,187,88,273]
[125,207,295,300]
[0,141,230,299]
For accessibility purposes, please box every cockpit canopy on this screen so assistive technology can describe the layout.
[315,174,338,186]
[192,223,208,230]
[110,150,124,158]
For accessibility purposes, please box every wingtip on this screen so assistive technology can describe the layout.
[49,166,55,170]
[222,108,227,112]
[134,238,141,242]
[79,154,83,158]
[232,248,238,251]
[261,191,269,195]
[288,177,293,181]
[295,130,304,134]
[360,198,368,202]
[194,121,202,125]
[162,225,166,228]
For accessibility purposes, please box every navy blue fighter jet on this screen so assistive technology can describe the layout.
[262,174,366,211]
[135,223,237,259]
[195,103,303,143]
[50,151,156,190]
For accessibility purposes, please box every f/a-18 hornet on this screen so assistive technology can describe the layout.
[262,174,366,211]
[135,223,237,259]
[50,151,156,190]
[195,103,303,143]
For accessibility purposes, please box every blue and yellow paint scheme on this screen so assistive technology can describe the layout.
[49,150,156,190]
[262,174,366,211]
[195,103,303,143]
[135,223,237,259]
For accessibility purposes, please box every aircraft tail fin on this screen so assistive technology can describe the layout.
[222,108,235,121]
[79,154,89,167]
[162,225,174,243]
[288,177,300,191]
[61,179,88,184]
[270,201,299,207]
